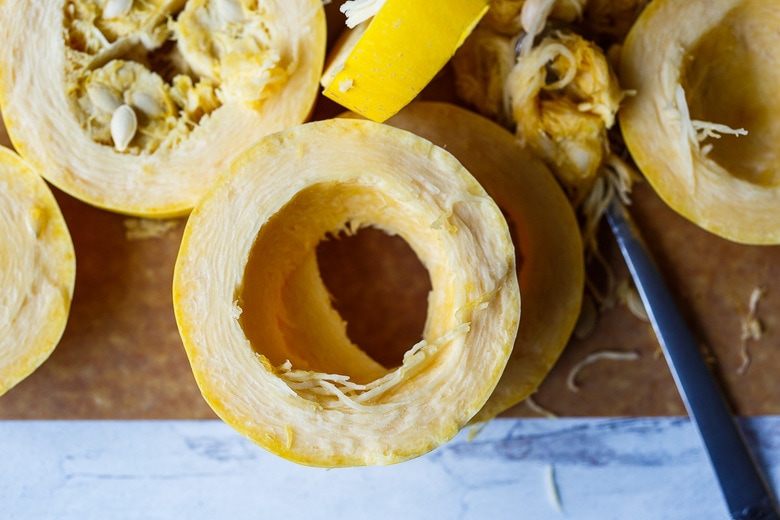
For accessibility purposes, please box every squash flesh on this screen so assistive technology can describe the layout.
[0,147,75,396]
[681,0,780,188]
[619,0,780,244]
[379,102,583,422]
[173,118,520,467]
[0,0,326,217]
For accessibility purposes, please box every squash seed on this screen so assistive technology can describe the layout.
[131,91,164,118]
[216,0,245,24]
[110,104,137,152]
[103,0,133,19]
[87,83,122,113]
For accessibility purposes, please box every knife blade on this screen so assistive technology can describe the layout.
[605,197,780,520]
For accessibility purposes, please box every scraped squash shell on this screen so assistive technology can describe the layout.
[0,0,326,217]
[619,0,780,244]
[173,118,520,467]
[378,102,583,422]
[0,146,75,396]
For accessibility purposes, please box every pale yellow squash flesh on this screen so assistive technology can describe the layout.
[0,0,326,217]
[0,146,76,396]
[619,0,780,244]
[173,118,520,467]
[379,102,583,422]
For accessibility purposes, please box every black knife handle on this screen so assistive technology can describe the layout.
[605,199,780,520]
[735,499,780,520]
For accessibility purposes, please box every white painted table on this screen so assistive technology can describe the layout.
[3,417,779,519]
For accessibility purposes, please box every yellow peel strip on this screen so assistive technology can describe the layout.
[323,0,489,122]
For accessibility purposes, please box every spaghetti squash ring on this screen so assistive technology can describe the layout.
[173,118,520,467]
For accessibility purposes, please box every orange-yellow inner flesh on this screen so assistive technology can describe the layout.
[682,0,780,187]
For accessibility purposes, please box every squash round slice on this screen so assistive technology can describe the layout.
[321,0,489,122]
[173,118,520,467]
[380,102,583,422]
[0,0,326,217]
[619,0,780,244]
[0,146,75,396]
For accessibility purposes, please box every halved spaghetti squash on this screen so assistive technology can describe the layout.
[0,0,326,217]
[0,146,75,396]
[620,0,780,244]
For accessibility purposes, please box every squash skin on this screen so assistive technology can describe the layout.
[619,0,780,244]
[173,118,520,467]
[0,146,76,396]
[380,102,584,422]
[322,0,489,122]
[0,0,326,218]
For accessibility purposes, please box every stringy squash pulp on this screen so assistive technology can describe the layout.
[173,118,520,467]
[0,0,326,217]
[0,147,75,396]
[619,0,780,244]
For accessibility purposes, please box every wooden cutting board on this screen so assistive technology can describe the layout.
[1,4,779,420]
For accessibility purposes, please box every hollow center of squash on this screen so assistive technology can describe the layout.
[238,181,435,385]
[681,0,780,187]
[316,227,431,370]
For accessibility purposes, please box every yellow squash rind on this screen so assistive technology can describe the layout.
[0,146,75,396]
[0,0,326,218]
[173,118,520,467]
[620,0,780,244]
[379,102,583,422]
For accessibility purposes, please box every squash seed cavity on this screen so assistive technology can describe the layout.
[64,0,292,155]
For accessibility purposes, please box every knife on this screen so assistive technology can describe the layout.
[605,197,780,520]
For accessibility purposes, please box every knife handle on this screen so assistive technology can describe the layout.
[605,199,779,520]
